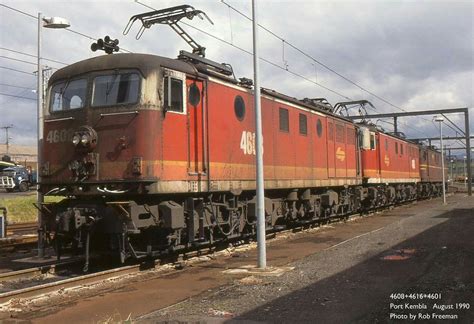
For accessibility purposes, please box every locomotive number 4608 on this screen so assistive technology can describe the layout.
[240,131,263,155]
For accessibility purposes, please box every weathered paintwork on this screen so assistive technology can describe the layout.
[419,146,446,182]
[41,53,361,196]
[361,131,421,183]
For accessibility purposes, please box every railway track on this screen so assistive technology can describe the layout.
[0,222,38,250]
[0,260,146,304]
[7,222,37,236]
[0,197,429,306]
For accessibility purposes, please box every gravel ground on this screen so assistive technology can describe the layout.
[140,195,474,323]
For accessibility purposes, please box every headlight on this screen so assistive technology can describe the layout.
[81,134,90,145]
[72,134,81,145]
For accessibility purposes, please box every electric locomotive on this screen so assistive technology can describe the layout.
[37,5,446,269]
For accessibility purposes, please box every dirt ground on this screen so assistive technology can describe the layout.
[1,194,473,323]
[140,194,474,323]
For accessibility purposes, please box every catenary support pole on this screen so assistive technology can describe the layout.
[439,122,446,204]
[37,12,45,258]
[252,0,266,269]
[465,110,471,196]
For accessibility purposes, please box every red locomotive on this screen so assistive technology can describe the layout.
[37,6,445,269]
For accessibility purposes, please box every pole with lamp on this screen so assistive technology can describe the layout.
[450,159,455,183]
[251,0,266,269]
[464,156,467,189]
[434,116,446,205]
[37,13,70,258]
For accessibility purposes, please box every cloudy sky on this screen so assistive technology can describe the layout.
[0,0,472,155]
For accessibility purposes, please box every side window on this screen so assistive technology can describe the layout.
[299,113,307,135]
[188,83,201,107]
[401,144,404,155]
[395,142,399,154]
[234,95,245,121]
[161,68,186,114]
[385,139,388,151]
[279,108,289,132]
[370,133,376,150]
[316,119,323,137]
[164,76,183,112]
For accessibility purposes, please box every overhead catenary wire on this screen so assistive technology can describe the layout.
[0,4,133,54]
[0,47,69,66]
[441,113,465,136]
[0,83,35,90]
[219,0,444,137]
[0,56,59,72]
[0,55,37,66]
[0,85,37,106]
[220,0,407,113]
[133,1,442,139]
[0,66,35,76]
[0,92,37,101]
[137,2,452,140]
[134,0,352,101]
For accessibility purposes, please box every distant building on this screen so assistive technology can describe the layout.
[0,144,37,169]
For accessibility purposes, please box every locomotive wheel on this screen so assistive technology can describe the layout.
[6,188,14,193]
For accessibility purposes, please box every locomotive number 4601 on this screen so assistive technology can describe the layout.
[46,129,74,144]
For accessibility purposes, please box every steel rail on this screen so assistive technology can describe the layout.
[0,259,81,283]
[0,193,440,305]
[0,262,142,304]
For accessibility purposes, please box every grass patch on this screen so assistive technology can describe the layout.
[0,193,64,223]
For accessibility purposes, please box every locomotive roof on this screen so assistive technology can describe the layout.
[48,53,367,126]
[357,122,435,150]
[48,53,199,85]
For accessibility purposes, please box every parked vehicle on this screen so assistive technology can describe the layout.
[0,165,37,192]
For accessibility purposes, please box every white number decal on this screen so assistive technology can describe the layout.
[240,131,262,155]
[46,130,54,144]
[46,129,74,143]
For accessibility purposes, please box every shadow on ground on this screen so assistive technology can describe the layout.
[231,208,474,323]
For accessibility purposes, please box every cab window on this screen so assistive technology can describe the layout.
[92,72,140,107]
[50,78,87,112]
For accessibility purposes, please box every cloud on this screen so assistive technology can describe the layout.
[0,0,472,151]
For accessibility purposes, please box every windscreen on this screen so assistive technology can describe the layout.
[92,72,140,107]
[50,79,88,111]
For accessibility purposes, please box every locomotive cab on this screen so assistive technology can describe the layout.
[41,54,199,196]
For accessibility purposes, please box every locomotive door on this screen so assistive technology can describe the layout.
[327,119,336,177]
[186,79,208,185]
